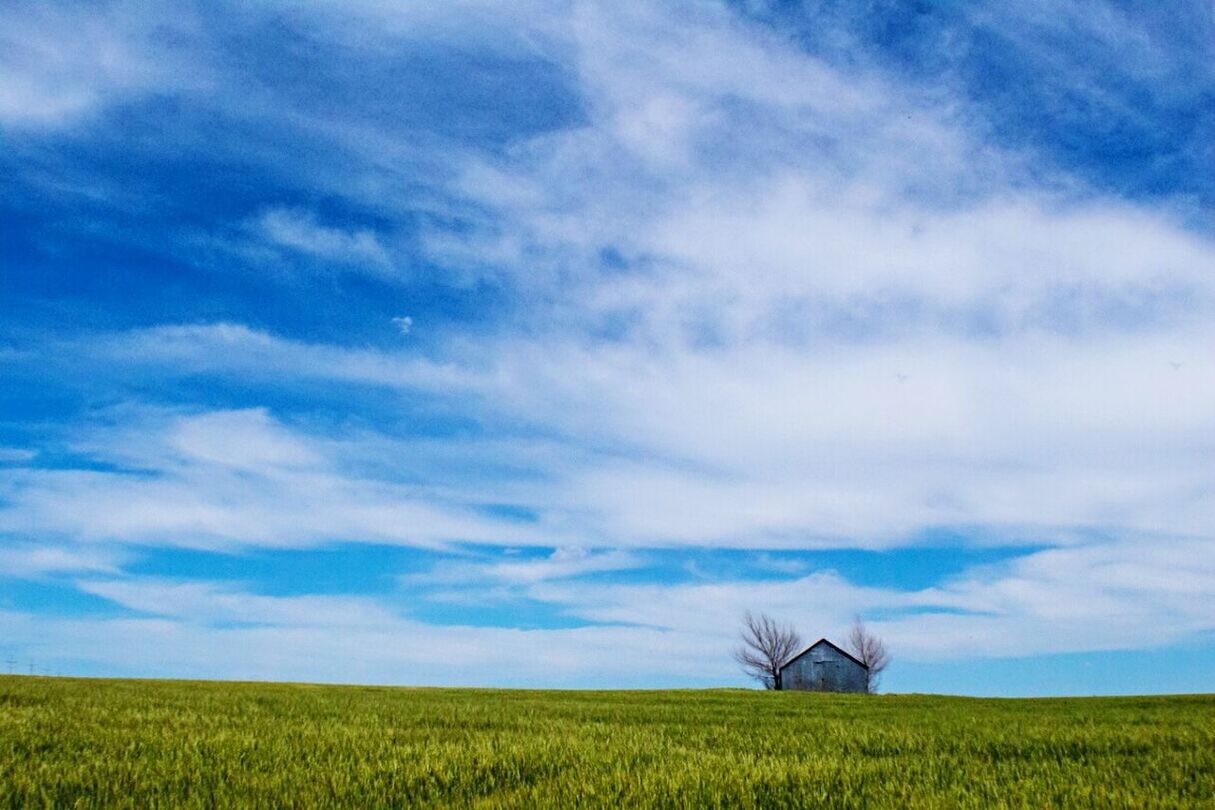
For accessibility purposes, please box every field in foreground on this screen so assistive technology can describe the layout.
[1,677,1213,808]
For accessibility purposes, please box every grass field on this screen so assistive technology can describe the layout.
[1,677,1212,808]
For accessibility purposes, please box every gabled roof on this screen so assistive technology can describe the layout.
[778,637,868,672]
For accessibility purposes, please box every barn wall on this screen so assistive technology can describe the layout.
[780,644,867,693]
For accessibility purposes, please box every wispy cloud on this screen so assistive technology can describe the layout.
[0,4,199,129]
[411,547,644,587]
[253,208,394,276]
[0,408,557,551]
[63,318,1215,548]
[0,543,126,578]
[77,578,400,628]
[4,578,714,687]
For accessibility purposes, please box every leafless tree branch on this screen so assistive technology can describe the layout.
[733,611,802,690]
[846,615,890,693]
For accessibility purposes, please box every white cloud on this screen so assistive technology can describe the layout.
[77,578,400,628]
[4,578,717,687]
[64,315,1215,551]
[418,2,1214,339]
[0,4,205,129]
[0,408,560,551]
[379,0,1215,554]
[520,535,1215,663]
[0,543,125,578]
[169,409,324,472]
[101,323,473,391]
[255,208,394,275]
[413,547,644,587]
[0,447,37,463]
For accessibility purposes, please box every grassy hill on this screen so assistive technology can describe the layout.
[2,676,1212,807]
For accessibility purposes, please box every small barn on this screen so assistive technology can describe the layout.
[778,638,868,693]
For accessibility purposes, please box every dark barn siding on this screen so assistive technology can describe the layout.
[780,639,868,693]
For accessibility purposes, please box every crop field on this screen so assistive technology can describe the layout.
[1,677,1213,808]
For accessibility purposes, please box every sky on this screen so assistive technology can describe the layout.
[1,0,1213,696]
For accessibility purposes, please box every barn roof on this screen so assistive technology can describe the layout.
[778,638,868,672]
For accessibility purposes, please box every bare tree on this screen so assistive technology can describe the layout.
[733,611,802,690]
[846,616,890,693]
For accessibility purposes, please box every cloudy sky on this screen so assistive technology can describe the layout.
[2,0,1213,695]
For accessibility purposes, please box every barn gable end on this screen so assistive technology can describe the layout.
[778,638,868,693]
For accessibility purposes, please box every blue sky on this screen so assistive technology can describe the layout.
[2,0,1213,695]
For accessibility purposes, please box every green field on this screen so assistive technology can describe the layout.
[1,677,1212,808]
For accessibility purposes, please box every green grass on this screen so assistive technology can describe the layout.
[1,677,1212,808]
